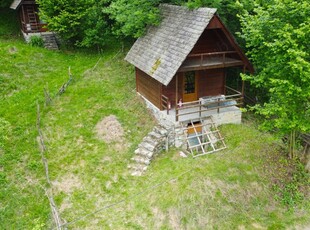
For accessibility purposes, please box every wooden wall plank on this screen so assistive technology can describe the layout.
[136,68,161,109]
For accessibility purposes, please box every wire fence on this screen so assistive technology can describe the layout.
[36,65,83,229]
[35,52,124,229]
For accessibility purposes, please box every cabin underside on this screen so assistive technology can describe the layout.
[17,1,47,34]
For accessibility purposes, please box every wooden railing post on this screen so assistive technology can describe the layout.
[161,95,170,115]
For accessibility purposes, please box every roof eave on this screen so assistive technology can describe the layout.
[10,0,22,10]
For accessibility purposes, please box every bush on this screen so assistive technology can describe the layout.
[29,35,44,47]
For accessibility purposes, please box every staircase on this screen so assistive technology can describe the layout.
[41,33,59,50]
[129,125,169,176]
[25,5,38,32]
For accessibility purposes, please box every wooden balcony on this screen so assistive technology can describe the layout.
[161,86,243,124]
[21,21,48,34]
[179,51,244,72]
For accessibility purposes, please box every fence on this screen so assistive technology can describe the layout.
[175,86,243,122]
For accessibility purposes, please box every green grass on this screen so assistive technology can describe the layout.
[0,19,106,227]
[1,11,309,229]
[0,9,19,38]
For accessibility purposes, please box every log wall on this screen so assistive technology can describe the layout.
[197,69,225,97]
[136,68,162,109]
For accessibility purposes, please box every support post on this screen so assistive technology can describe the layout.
[160,83,163,110]
[176,74,179,122]
[242,66,245,106]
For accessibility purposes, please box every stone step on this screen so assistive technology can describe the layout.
[138,141,156,152]
[154,125,168,135]
[131,171,143,176]
[143,135,161,146]
[131,156,151,165]
[128,163,148,172]
[129,124,172,176]
[148,131,162,139]
[41,34,59,50]
[134,147,153,159]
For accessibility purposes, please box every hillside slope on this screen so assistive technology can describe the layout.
[0,12,309,229]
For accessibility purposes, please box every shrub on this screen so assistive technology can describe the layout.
[29,35,44,47]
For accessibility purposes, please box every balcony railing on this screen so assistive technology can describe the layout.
[161,94,170,115]
[175,86,243,122]
[21,22,48,33]
[180,51,243,71]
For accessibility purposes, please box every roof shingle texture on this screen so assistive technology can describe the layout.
[125,4,216,86]
[10,0,22,9]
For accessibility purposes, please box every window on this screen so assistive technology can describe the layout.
[184,71,195,94]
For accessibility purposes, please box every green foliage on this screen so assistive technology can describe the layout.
[37,0,260,47]
[79,1,112,48]
[29,35,44,47]
[239,0,310,155]
[37,0,112,48]
[186,0,260,44]
[0,9,19,38]
[107,0,162,38]
[273,161,308,208]
[0,0,11,8]
[108,0,258,40]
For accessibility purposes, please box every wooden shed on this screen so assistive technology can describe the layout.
[125,4,254,122]
[10,0,47,34]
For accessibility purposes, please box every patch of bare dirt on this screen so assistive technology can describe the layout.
[8,46,17,54]
[95,115,125,144]
[151,207,165,229]
[168,208,182,230]
[52,174,82,194]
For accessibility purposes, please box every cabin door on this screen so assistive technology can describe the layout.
[183,71,197,102]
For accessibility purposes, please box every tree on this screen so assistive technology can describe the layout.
[37,0,259,48]
[0,0,11,8]
[106,0,162,38]
[37,0,112,48]
[239,0,310,157]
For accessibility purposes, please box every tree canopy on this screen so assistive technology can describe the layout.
[37,0,112,47]
[239,0,310,156]
[36,0,259,48]
[0,0,11,8]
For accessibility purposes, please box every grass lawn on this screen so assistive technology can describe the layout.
[0,10,309,229]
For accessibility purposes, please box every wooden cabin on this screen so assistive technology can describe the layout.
[10,0,48,34]
[125,4,254,122]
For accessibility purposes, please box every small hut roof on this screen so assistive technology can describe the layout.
[125,4,217,86]
[10,0,22,9]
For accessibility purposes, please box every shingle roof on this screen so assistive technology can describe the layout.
[125,4,217,86]
[10,0,22,9]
